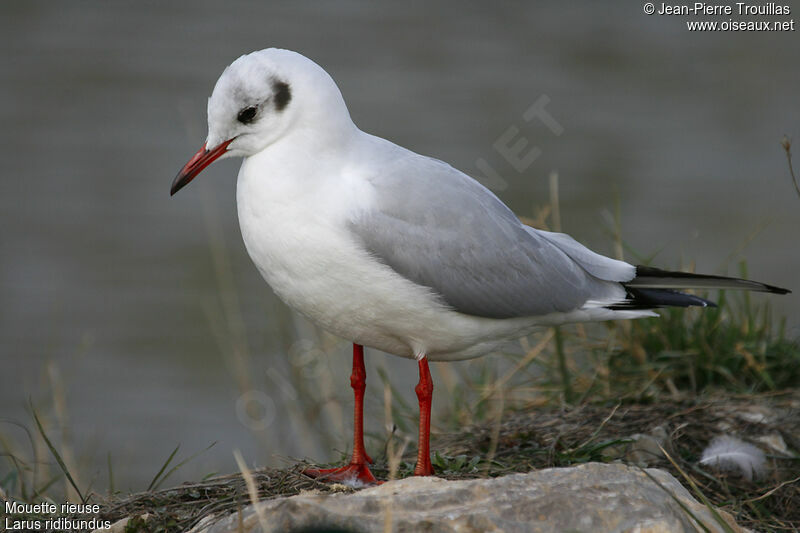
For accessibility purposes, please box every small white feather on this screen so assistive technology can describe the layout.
[699,435,766,481]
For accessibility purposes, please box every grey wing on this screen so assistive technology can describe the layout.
[349,150,635,319]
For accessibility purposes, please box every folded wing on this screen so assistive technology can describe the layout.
[348,149,634,319]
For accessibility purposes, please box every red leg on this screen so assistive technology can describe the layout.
[350,343,373,465]
[303,343,379,485]
[414,356,435,476]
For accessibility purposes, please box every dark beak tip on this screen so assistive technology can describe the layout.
[170,140,231,197]
[169,176,183,196]
[169,178,182,197]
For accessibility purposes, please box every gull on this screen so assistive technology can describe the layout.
[171,48,789,484]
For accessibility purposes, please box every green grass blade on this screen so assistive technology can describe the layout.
[30,403,85,503]
[149,442,218,492]
[639,466,712,533]
[658,444,736,533]
[30,474,62,501]
[148,444,180,491]
[553,326,573,403]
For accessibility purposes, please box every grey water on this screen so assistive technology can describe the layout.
[1,1,798,492]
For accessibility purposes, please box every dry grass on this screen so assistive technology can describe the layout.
[92,465,342,532]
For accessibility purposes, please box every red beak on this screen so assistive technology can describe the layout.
[171,139,233,196]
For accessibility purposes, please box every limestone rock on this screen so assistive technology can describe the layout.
[190,463,744,533]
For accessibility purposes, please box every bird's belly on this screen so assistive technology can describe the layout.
[241,221,424,354]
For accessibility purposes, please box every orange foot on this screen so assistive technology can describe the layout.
[303,462,382,486]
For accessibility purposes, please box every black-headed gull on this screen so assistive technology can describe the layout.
[171,48,789,484]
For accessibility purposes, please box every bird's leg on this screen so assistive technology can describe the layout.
[303,343,379,485]
[350,343,373,465]
[413,356,435,476]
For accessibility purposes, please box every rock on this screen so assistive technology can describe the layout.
[600,425,670,467]
[189,463,745,533]
[626,425,670,465]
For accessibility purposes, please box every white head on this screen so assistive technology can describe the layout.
[172,48,353,195]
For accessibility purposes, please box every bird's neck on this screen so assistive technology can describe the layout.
[241,122,363,195]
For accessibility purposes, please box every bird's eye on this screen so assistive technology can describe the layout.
[237,106,258,124]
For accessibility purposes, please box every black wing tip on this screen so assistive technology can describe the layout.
[763,284,791,295]
[634,265,790,295]
[608,287,717,311]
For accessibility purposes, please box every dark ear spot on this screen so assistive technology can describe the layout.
[272,81,291,111]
